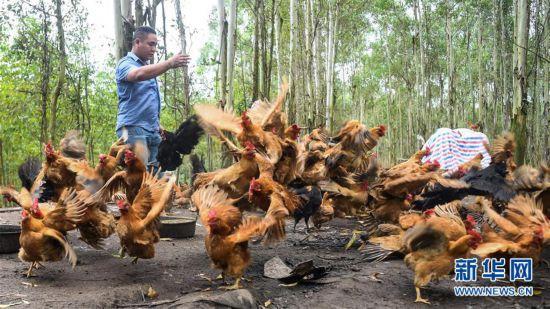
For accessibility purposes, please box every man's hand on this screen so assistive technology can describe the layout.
[168,54,191,69]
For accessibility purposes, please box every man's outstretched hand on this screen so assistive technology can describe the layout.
[169,54,191,68]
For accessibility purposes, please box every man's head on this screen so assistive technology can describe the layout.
[132,26,158,62]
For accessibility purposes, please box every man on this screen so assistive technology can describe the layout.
[115,26,190,170]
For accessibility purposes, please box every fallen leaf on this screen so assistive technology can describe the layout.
[146,286,158,299]
[533,289,542,296]
[369,272,383,282]
[264,300,272,307]
[0,300,29,308]
[160,238,173,241]
[20,282,36,287]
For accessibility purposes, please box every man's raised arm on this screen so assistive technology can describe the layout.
[127,54,190,82]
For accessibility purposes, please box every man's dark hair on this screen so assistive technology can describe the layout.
[133,26,156,42]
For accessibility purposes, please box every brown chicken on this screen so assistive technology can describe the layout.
[301,127,329,152]
[311,193,335,228]
[18,207,80,277]
[93,148,147,204]
[192,185,267,290]
[248,176,300,243]
[194,104,285,164]
[472,195,549,264]
[319,179,369,217]
[247,81,289,137]
[34,143,79,202]
[274,124,302,184]
[403,209,482,304]
[113,172,176,263]
[1,186,86,234]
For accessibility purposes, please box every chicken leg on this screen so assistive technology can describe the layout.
[219,278,242,290]
[414,287,431,305]
[26,262,37,277]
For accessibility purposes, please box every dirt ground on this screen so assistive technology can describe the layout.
[0,208,548,309]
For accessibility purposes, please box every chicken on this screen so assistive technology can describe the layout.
[18,200,82,277]
[403,209,482,304]
[157,115,204,171]
[378,148,432,180]
[368,193,414,223]
[362,212,425,262]
[289,185,323,231]
[18,157,42,191]
[447,153,484,178]
[1,186,86,234]
[193,142,262,200]
[92,148,148,204]
[247,81,289,137]
[248,176,300,243]
[301,127,329,152]
[35,143,79,202]
[274,124,302,184]
[192,185,267,290]
[59,130,87,160]
[311,193,335,228]
[319,179,369,217]
[488,132,516,176]
[472,195,549,264]
[113,172,176,263]
[195,106,284,164]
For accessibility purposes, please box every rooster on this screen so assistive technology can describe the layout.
[248,176,300,243]
[192,185,267,290]
[113,172,176,263]
[157,115,204,171]
[194,89,288,164]
[472,195,549,264]
[403,208,482,304]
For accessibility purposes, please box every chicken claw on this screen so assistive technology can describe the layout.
[219,278,242,290]
[131,257,139,264]
[414,287,431,305]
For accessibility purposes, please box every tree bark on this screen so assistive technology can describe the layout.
[511,0,530,164]
[174,0,190,117]
[226,0,237,110]
[252,0,261,101]
[39,2,50,145]
[217,0,227,109]
[49,0,67,143]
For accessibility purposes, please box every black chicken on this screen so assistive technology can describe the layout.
[290,185,323,231]
[17,157,55,202]
[157,115,204,171]
[413,162,516,210]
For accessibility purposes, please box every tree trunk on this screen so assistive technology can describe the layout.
[477,15,484,131]
[288,0,297,124]
[114,0,125,60]
[174,0,190,117]
[135,0,145,27]
[39,3,50,145]
[226,0,237,110]
[217,0,227,109]
[445,0,455,127]
[511,0,530,164]
[252,0,261,101]
[49,0,67,143]
[275,4,282,89]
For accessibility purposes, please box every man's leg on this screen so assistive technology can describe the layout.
[117,126,149,165]
[146,130,162,174]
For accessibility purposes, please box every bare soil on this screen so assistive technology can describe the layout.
[0,208,548,308]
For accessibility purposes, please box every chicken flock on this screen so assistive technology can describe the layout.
[1,82,549,303]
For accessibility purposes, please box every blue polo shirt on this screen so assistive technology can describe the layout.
[115,52,161,132]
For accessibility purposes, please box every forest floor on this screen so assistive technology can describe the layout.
[0,207,548,309]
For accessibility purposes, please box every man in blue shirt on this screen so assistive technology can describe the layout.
[115,26,190,170]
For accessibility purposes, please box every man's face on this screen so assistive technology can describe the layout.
[134,33,158,61]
